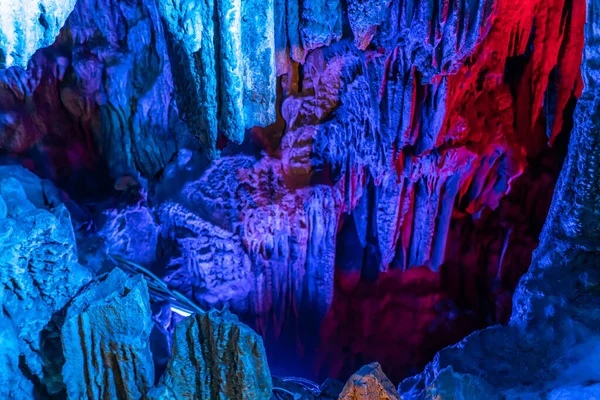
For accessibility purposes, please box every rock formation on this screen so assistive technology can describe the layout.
[157,201,254,312]
[0,0,76,69]
[0,0,594,392]
[91,0,585,375]
[61,268,155,399]
[96,177,336,339]
[0,0,187,188]
[338,363,399,400]
[398,0,600,397]
[158,0,277,157]
[149,309,273,400]
[0,166,90,398]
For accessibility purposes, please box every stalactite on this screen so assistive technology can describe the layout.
[158,0,277,157]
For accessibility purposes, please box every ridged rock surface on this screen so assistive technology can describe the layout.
[149,309,272,400]
[0,165,90,398]
[157,201,254,312]
[0,0,76,68]
[398,1,600,398]
[158,0,277,157]
[181,156,337,325]
[97,153,337,339]
[61,268,154,400]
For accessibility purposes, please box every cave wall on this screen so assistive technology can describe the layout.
[0,0,587,385]
[399,1,600,396]
[0,0,189,194]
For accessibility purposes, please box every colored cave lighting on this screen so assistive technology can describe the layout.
[0,0,597,398]
[170,306,192,318]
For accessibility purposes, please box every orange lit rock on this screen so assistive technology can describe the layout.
[338,362,400,400]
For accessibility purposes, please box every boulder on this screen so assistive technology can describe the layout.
[61,268,154,400]
[0,166,90,398]
[150,309,272,400]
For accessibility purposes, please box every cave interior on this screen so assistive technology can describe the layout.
[0,0,599,399]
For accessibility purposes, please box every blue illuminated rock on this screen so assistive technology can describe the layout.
[157,202,254,312]
[149,309,272,400]
[158,0,276,157]
[0,166,90,398]
[347,0,391,50]
[0,0,186,182]
[419,366,502,399]
[180,156,337,327]
[286,0,342,63]
[100,205,160,266]
[61,268,154,400]
[0,0,76,69]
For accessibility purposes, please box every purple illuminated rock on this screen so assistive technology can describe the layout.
[0,0,587,390]
[149,309,272,400]
[180,156,337,330]
[157,201,253,312]
[0,0,185,182]
[61,268,154,400]
[347,0,392,50]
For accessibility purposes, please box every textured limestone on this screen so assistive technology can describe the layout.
[180,155,337,331]
[0,0,76,68]
[158,0,276,157]
[96,151,337,337]
[157,201,254,312]
[0,0,588,387]
[338,362,399,400]
[286,0,343,63]
[347,0,392,50]
[100,205,160,266]
[0,0,186,183]
[149,309,272,400]
[61,268,154,400]
[0,166,90,398]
